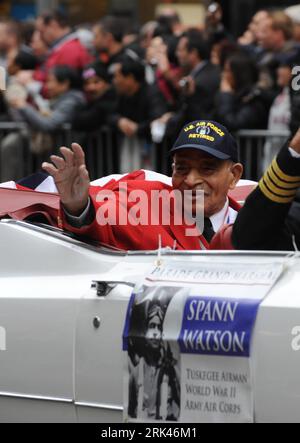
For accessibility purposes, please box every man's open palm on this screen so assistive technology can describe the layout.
[43,143,90,215]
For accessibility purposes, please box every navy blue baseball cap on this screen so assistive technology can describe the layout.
[170,120,239,163]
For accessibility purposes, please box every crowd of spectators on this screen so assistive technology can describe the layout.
[1,3,300,181]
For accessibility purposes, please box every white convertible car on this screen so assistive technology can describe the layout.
[0,219,299,423]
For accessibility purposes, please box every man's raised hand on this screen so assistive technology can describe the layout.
[42,143,90,216]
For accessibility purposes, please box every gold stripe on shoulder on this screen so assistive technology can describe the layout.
[268,166,300,189]
[264,174,298,197]
[272,159,300,183]
[259,180,295,204]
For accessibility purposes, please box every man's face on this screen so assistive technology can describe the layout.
[172,149,243,218]
[176,36,192,71]
[93,25,110,52]
[31,30,48,57]
[257,17,276,50]
[113,64,131,95]
[250,11,269,40]
[146,36,166,64]
[146,315,162,350]
[46,73,68,98]
[37,18,57,46]
[84,76,108,100]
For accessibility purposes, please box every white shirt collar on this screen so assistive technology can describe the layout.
[209,199,238,233]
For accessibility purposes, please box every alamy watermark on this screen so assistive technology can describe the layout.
[95,184,205,237]
[291,326,300,351]
[292,67,300,91]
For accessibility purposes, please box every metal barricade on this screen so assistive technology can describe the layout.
[0,122,29,182]
[2,125,291,183]
[71,126,116,181]
[0,123,117,182]
[236,130,291,181]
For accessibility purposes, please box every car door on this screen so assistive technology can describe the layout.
[0,275,86,423]
[74,281,134,423]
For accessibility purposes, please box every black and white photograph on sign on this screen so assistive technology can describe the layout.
[127,285,184,422]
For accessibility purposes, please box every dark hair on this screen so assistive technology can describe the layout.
[41,9,69,28]
[50,65,82,90]
[227,53,258,93]
[157,11,181,29]
[98,16,125,43]
[14,49,38,70]
[152,23,174,39]
[20,21,35,46]
[217,39,240,68]
[153,34,180,66]
[120,57,145,83]
[183,29,211,61]
[166,35,180,66]
[83,61,110,83]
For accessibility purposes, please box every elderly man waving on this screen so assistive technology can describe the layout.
[43,120,244,251]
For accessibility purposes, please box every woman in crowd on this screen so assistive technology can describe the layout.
[264,60,292,169]
[215,52,269,179]
[215,52,269,131]
[1,65,85,181]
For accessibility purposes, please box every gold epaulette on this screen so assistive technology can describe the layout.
[259,158,300,204]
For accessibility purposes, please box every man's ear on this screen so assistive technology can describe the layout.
[229,163,244,190]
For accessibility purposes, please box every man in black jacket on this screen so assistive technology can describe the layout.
[108,56,167,172]
[166,29,220,141]
[72,62,117,132]
[109,56,167,140]
[232,128,300,251]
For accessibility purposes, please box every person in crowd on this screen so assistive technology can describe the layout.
[108,56,167,172]
[140,21,159,51]
[210,36,239,67]
[72,61,117,132]
[93,16,126,76]
[30,29,49,60]
[156,8,184,37]
[146,35,182,110]
[165,29,220,140]
[264,61,293,169]
[238,10,269,52]
[256,11,298,91]
[34,9,92,87]
[215,52,269,131]
[285,5,300,42]
[9,65,84,132]
[20,21,36,50]
[122,22,141,55]
[2,20,22,70]
[0,65,85,181]
[7,49,39,77]
[42,120,244,251]
[205,2,231,42]
[216,52,269,180]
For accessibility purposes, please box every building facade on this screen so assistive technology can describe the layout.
[1,0,299,34]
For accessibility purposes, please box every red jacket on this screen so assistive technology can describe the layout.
[34,35,92,86]
[62,172,241,251]
[0,171,254,251]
